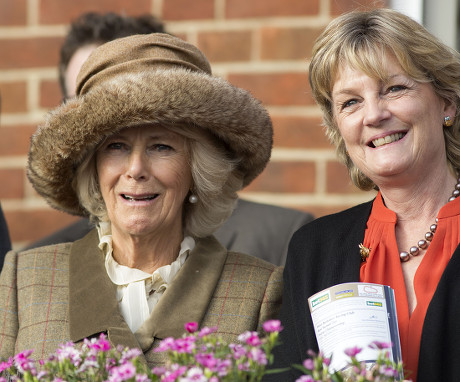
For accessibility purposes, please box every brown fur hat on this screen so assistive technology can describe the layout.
[27,33,273,216]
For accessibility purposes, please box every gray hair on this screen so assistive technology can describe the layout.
[73,124,242,238]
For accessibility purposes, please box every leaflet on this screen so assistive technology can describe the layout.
[308,282,402,376]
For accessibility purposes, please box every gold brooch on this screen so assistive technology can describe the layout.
[359,243,371,262]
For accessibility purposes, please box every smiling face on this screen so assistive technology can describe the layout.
[96,125,192,241]
[331,54,455,186]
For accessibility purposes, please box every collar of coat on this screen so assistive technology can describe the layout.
[69,230,227,352]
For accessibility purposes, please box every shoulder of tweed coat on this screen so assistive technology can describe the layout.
[0,231,282,367]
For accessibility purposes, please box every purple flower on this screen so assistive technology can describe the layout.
[108,362,136,381]
[179,366,207,381]
[55,342,81,365]
[296,376,315,382]
[248,347,267,365]
[238,331,261,346]
[185,322,199,333]
[120,347,142,363]
[198,326,218,338]
[174,337,196,353]
[344,346,363,358]
[229,343,247,359]
[302,358,314,370]
[369,340,392,350]
[152,366,167,376]
[162,365,188,382]
[0,358,13,372]
[379,364,399,377]
[195,353,218,369]
[262,319,283,333]
[14,349,37,375]
[135,375,150,382]
[155,337,176,352]
[215,358,232,376]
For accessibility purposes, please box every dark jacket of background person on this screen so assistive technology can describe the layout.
[0,205,11,268]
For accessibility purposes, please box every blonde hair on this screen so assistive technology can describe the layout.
[73,124,242,238]
[309,8,460,190]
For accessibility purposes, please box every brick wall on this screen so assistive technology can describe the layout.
[0,0,386,249]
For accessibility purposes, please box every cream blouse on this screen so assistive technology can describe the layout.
[97,222,195,333]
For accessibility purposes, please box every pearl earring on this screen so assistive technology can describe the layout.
[189,194,198,204]
[444,116,453,127]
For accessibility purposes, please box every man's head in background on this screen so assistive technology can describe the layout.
[59,12,166,98]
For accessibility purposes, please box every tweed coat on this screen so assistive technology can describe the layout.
[0,230,282,365]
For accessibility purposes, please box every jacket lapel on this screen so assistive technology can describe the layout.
[135,235,227,350]
[68,229,140,350]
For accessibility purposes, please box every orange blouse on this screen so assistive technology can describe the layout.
[360,192,460,382]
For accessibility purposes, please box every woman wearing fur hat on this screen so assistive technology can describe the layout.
[0,34,281,365]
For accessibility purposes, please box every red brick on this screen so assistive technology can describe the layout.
[0,169,25,199]
[326,160,369,194]
[0,37,63,70]
[228,72,314,106]
[0,0,27,26]
[245,161,315,193]
[0,124,36,156]
[40,80,62,109]
[272,115,331,149]
[0,82,27,113]
[330,0,388,15]
[5,209,80,243]
[261,27,322,60]
[226,0,319,18]
[198,31,252,62]
[162,0,214,20]
[39,0,152,24]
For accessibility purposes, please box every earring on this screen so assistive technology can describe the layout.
[189,194,198,204]
[444,116,453,127]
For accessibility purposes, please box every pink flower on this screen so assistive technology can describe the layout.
[14,349,37,375]
[369,340,392,350]
[108,362,136,381]
[302,358,314,370]
[185,322,199,333]
[248,348,267,365]
[0,358,13,373]
[56,342,81,365]
[179,366,207,381]
[198,326,218,338]
[195,353,218,369]
[135,375,150,382]
[174,337,196,354]
[238,331,261,346]
[162,365,187,382]
[229,343,247,359]
[155,337,176,352]
[120,347,142,362]
[344,346,362,358]
[262,319,283,333]
[296,376,315,382]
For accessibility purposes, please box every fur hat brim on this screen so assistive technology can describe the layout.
[27,68,273,216]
